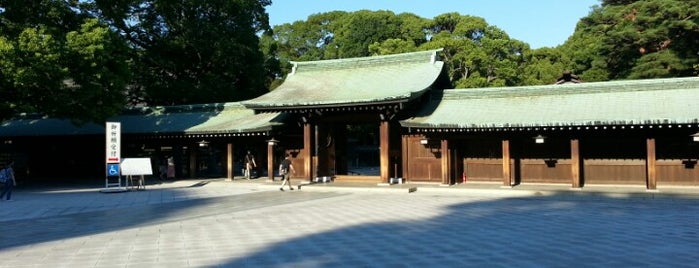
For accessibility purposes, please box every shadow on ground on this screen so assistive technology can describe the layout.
[1,184,698,267]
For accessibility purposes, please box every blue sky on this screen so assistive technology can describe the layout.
[267,0,601,48]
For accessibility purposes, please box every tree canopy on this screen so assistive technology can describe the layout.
[0,0,274,123]
[269,11,529,89]
[560,0,699,80]
[268,4,697,88]
[1,1,697,124]
[0,0,131,124]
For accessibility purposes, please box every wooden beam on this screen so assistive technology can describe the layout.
[502,139,511,186]
[402,136,409,182]
[380,121,390,184]
[227,143,234,180]
[571,139,581,188]
[267,142,274,181]
[441,139,450,185]
[646,138,657,190]
[304,123,313,182]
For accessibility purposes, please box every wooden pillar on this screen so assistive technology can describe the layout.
[502,139,511,186]
[571,139,581,188]
[226,143,234,180]
[402,136,409,182]
[303,123,313,182]
[267,141,274,181]
[380,121,390,184]
[646,138,657,190]
[441,139,450,185]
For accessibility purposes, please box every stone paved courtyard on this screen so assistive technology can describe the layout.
[0,179,697,267]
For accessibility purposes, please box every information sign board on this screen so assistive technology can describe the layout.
[120,158,153,176]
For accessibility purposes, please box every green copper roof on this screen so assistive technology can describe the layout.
[401,77,699,129]
[0,102,284,137]
[243,49,446,110]
[117,102,284,135]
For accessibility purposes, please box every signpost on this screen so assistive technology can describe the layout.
[101,122,126,192]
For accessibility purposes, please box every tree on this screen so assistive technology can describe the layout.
[264,11,347,78]
[332,10,403,58]
[421,13,528,88]
[520,47,569,85]
[565,0,698,80]
[88,0,273,106]
[367,13,429,55]
[270,11,530,88]
[0,1,131,124]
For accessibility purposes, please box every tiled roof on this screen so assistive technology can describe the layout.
[0,117,105,136]
[400,77,699,129]
[0,102,284,137]
[242,49,446,110]
[118,102,283,135]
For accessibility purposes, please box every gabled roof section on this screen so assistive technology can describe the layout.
[243,49,446,111]
[0,102,285,137]
[401,77,699,130]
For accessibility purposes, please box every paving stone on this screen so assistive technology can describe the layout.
[0,179,698,267]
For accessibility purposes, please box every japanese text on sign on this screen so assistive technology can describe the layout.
[106,122,121,163]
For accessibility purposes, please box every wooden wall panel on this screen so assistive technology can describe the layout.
[404,136,442,182]
[463,158,502,182]
[519,159,571,183]
[656,159,699,185]
[408,158,442,182]
[583,159,646,185]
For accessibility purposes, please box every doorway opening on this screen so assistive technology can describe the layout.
[341,123,380,176]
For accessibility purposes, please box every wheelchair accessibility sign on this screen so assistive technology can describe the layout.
[107,163,120,177]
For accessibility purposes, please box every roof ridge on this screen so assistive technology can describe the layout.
[441,77,699,100]
[121,102,247,116]
[290,49,443,73]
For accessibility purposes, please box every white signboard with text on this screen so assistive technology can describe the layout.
[120,158,154,176]
[106,122,121,163]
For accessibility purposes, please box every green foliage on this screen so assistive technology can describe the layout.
[269,11,347,76]
[1,0,275,123]
[0,1,130,124]
[4,0,695,125]
[270,2,698,88]
[93,0,273,106]
[565,0,698,80]
[333,10,403,58]
[270,10,529,88]
[520,47,569,85]
[421,14,528,88]
[368,38,417,55]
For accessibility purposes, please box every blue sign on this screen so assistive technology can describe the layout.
[107,164,120,177]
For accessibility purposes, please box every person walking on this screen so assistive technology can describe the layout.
[0,161,16,201]
[244,151,257,179]
[158,158,167,181]
[279,154,295,191]
[166,156,175,180]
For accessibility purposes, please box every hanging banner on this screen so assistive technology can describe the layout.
[106,122,121,163]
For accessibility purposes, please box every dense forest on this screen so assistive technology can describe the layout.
[1,0,697,123]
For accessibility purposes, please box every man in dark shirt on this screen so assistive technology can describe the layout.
[279,154,295,191]
[244,151,256,179]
